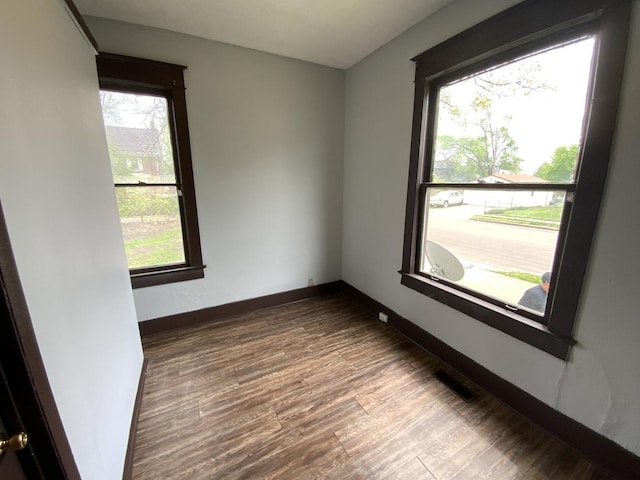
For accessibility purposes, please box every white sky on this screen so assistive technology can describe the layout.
[436,37,595,175]
[100,91,168,129]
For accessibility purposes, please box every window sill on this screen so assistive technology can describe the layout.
[131,264,205,289]
[400,272,574,360]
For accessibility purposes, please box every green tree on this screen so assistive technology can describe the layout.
[535,144,579,182]
[434,127,523,181]
[116,188,180,222]
[435,61,551,181]
[434,136,481,182]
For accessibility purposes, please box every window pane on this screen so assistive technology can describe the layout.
[115,186,185,269]
[433,38,594,183]
[420,188,566,316]
[100,91,177,184]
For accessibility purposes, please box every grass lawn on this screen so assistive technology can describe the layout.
[124,223,185,269]
[486,206,562,221]
[472,206,562,229]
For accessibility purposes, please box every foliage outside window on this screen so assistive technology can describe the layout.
[401,0,631,359]
[97,54,204,288]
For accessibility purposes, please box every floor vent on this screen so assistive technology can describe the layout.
[434,369,476,402]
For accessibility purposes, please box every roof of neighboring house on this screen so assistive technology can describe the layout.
[105,126,163,157]
[480,173,548,183]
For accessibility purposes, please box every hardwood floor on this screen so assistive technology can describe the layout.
[133,294,613,479]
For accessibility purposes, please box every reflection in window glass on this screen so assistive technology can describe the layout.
[433,38,594,184]
[421,188,565,315]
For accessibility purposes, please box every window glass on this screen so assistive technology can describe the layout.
[101,91,177,184]
[115,186,185,269]
[433,38,594,184]
[421,188,566,315]
[100,91,187,271]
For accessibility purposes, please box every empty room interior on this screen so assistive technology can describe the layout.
[1,0,639,478]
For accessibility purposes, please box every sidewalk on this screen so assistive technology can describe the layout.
[455,265,535,307]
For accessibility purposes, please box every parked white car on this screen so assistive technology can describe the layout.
[429,190,464,208]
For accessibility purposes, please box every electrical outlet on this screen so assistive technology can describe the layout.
[308,278,314,287]
[378,312,388,323]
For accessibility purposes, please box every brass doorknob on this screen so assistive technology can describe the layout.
[0,432,28,455]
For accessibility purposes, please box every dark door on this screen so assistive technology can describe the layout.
[0,415,28,480]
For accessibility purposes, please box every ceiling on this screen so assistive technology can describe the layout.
[75,0,454,69]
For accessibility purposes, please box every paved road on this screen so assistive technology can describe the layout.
[425,205,558,274]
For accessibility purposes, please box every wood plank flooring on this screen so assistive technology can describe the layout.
[133,294,613,479]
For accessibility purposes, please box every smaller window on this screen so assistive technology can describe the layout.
[97,54,204,288]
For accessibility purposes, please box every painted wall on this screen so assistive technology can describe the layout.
[85,17,346,322]
[343,0,640,455]
[0,1,144,478]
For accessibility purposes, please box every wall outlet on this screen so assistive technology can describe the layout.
[378,312,388,323]
[308,278,314,287]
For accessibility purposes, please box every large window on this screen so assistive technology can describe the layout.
[97,54,204,288]
[401,0,631,359]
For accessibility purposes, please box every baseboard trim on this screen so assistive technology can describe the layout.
[122,358,149,480]
[139,281,342,336]
[340,281,640,479]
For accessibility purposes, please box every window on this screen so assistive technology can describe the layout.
[97,54,204,288]
[401,0,631,359]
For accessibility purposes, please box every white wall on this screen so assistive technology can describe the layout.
[343,0,640,456]
[0,1,143,478]
[85,17,346,322]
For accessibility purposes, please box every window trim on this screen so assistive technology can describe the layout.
[400,0,631,359]
[97,53,205,288]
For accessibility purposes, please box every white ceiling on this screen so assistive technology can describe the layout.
[75,0,454,69]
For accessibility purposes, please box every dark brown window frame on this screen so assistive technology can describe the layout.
[97,53,205,288]
[400,0,631,360]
